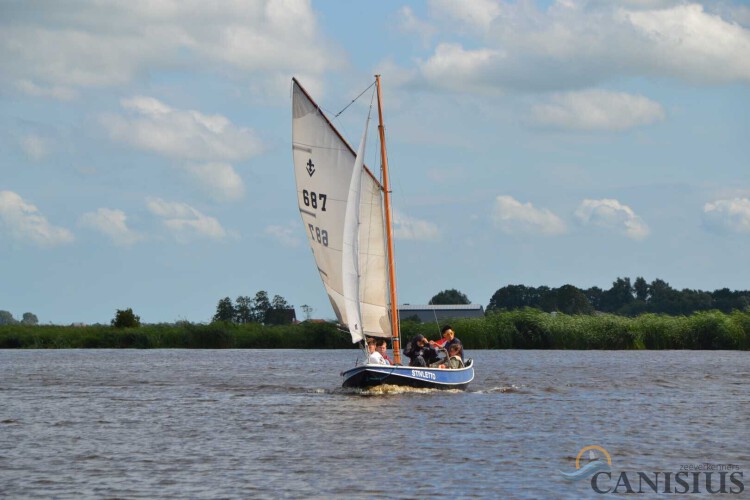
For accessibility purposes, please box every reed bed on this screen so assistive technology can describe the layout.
[0,321,352,349]
[1,309,748,350]
[402,309,750,350]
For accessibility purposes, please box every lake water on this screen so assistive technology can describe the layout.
[1,349,748,499]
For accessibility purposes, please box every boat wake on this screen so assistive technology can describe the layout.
[472,384,524,394]
[246,384,337,395]
[346,384,463,396]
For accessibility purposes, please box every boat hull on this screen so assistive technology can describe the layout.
[341,359,474,390]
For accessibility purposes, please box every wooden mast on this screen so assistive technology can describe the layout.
[375,75,401,365]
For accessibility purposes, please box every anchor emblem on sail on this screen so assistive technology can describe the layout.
[306,159,315,177]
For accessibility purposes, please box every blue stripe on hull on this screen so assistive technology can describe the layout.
[341,360,474,390]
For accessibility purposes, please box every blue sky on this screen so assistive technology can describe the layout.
[1,0,749,324]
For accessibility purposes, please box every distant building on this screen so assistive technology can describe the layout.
[398,304,485,323]
[278,308,297,325]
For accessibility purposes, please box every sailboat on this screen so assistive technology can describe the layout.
[291,76,474,390]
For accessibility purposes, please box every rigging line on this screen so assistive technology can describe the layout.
[334,80,377,118]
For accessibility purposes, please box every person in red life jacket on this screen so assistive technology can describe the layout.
[429,325,463,360]
[375,339,392,365]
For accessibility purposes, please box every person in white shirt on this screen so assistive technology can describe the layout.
[375,339,392,365]
[366,338,388,365]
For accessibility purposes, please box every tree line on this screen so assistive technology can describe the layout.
[0,311,39,326]
[487,277,750,316]
[212,291,297,325]
[3,309,748,350]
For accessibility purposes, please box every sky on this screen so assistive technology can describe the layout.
[1,0,749,325]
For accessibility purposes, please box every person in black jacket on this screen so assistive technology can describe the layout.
[403,334,439,367]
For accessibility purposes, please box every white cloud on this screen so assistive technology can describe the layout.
[393,211,440,241]
[1,0,340,99]
[574,198,650,240]
[79,208,142,246]
[20,134,49,161]
[623,4,750,84]
[530,89,665,130]
[15,80,77,101]
[186,163,245,202]
[0,191,74,246]
[398,6,438,46]
[265,224,301,247]
[102,98,253,202]
[146,198,226,243]
[419,43,505,94]
[703,198,750,234]
[400,1,750,93]
[102,96,262,162]
[428,0,501,33]
[492,195,566,236]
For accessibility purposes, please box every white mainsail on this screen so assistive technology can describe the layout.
[291,79,391,342]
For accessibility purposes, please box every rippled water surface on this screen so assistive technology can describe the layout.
[1,349,749,499]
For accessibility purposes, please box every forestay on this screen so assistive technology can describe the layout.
[291,80,391,342]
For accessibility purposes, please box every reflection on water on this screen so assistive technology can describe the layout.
[1,349,748,498]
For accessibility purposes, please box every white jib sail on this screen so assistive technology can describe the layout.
[291,79,391,342]
[342,117,369,341]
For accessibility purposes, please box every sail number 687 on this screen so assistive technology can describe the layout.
[308,224,328,246]
[302,190,327,211]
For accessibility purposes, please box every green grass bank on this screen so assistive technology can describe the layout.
[1,309,749,350]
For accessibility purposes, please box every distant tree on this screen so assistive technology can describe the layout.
[538,288,558,313]
[711,288,734,313]
[648,279,673,302]
[487,277,750,317]
[634,277,649,302]
[619,300,649,317]
[21,312,39,326]
[584,287,604,311]
[111,308,141,328]
[678,289,713,315]
[234,296,253,324]
[551,285,594,315]
[213,297,235,323]
[271,295,289,309]
[600,277,634,312]
[487,285,545,312]
[648,279,678,314]
[429,289,470,305]
[712,288,750,313]
[0,310,17,325]
[301,304,313,321]
[252,291,271,323]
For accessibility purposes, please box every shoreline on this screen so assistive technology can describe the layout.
[2,309,748,350]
